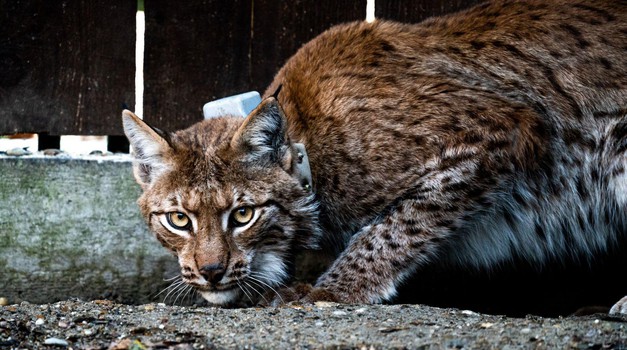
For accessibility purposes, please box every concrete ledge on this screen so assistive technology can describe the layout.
[0,155,179,304]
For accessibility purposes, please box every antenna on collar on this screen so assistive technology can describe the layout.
[271,84,283,100]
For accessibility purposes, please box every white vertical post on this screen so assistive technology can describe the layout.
[366,0,376,23]
[135,10,145,119]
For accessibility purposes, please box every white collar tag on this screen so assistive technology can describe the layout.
[203,91,261,119]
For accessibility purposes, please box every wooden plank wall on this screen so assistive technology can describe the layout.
[376,0,484,22]
[0,1,482,136]
[142,0,365,130]
[0,1,136,135]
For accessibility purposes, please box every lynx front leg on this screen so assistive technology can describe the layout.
[610,296,627,315]
[309,187,476,304]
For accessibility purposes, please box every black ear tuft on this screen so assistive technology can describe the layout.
[271,84,283,100]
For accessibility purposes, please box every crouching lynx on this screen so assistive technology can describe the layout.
[123,0,627,314]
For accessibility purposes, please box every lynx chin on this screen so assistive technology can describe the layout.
[123,0,627,315]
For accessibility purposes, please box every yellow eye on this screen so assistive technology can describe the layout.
[166,212,191,230]
[231,206,254,226]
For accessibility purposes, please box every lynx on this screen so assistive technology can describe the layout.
[123,0,627,314]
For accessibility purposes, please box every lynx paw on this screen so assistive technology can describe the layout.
[609,295,627,315]
[300,287,341,304]
[257,283,314,307]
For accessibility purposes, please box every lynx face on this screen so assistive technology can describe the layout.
[123,99,320,305]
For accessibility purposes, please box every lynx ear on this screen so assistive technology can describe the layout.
[121,110,172,188]
[231,97,289,164]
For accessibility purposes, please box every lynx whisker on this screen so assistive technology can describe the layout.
[248,274,284,305]
[153,278,184,299]
[172,284,192,306]
[162,280,187,304]
[163,274,181,281]
[250,271,289,289]
[236,278,255,305]
[183,285,197,304]
[243,279,269,305]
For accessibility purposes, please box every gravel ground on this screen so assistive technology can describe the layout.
[1,300,626,349]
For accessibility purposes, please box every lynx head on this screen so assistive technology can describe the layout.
[122,97,320,306]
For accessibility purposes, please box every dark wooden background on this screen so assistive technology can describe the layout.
[0,0,481,137]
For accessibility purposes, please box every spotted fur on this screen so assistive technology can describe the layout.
[124,0,626,313]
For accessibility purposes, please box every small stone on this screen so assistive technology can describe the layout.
[0,297,8,306]
[35,318,45,326]
[521,328,531,334]
[84,328,93,335]
[143,304,155,311]
[109,338,132,350]
[378,326,407,333]
[44,337,69,347]
[314,301,339,308]
[42,148,63,156]
[6,147,31,156]
[480,322,494,329]
[58,321,69,328]
[461,310,478,316]
[332,310,347,316]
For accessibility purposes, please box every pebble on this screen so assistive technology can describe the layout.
[0,297,8,306]
[6,147,31,156]
[35,318,45,326]
[461,310,478,316]
[332,310,348,316]
[314,301,339,308]
[44,337,69,347]
[42,148,63,156]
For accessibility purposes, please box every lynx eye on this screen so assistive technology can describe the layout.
[166,212,191,230]
[231,206,254,226]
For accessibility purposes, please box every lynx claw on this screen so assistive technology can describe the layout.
[609,295,627,315]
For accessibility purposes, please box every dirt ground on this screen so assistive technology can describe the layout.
[1,299,626,349]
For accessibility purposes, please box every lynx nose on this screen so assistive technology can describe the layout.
[199,263,226,284]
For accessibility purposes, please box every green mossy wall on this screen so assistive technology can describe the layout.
[0,156,179,304]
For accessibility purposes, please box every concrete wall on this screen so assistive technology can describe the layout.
[0,155,179,304]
